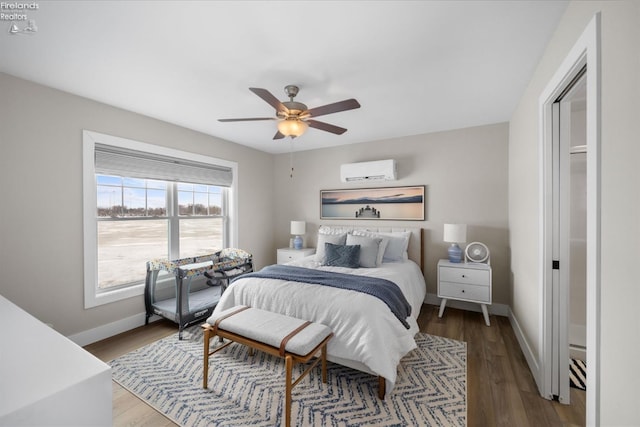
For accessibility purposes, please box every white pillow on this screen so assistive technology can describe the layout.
[353,230,411,262]
[315,233,348,263]
[318,226,353,235]
[345,234,385,268]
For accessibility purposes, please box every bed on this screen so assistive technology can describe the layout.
[213,225,426,398]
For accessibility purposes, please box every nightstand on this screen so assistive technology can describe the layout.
[277,247,315,264]
[437,259,492,326]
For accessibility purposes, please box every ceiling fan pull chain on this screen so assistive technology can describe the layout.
[290,141,294,179]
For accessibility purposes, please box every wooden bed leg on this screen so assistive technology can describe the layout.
[378,376,385,400]
[203,328,211,389]
[285,355,293,427]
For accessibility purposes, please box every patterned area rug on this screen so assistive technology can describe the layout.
[569,358,586,391]
[110,326,467,426]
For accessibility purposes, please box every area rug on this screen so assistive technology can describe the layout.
[110,326,467,426]
[569,358,586,391]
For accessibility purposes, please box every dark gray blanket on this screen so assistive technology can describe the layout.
[234,264,412,329]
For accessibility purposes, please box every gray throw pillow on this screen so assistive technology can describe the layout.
[315,232,348,263]
[346,234,384,268]
[323,243,360,268]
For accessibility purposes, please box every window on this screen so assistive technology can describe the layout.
[83,131,238,308]
[96,176,169,289]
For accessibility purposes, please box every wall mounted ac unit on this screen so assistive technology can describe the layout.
[340,159,397,182]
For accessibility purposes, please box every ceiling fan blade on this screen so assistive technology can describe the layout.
[218,117,276,122]
[307,119,347,135]
[306,98,360,118]
[249,87,288,114]
[273,131,285,140]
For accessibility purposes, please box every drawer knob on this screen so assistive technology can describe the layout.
[461,274,466,278]
[461,290,465,293]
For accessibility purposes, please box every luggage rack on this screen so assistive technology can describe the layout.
[144,248,253,339]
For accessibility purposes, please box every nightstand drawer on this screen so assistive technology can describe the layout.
[439,266,489,286]
[277,248,315,264]
[439,281,490,303]
[277,252,299,264]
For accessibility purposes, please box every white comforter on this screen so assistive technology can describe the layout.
[213,256,426,395]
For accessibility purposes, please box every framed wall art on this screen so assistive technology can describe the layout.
[320,185,425,220]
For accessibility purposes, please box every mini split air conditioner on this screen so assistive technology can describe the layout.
[340,159,397,183]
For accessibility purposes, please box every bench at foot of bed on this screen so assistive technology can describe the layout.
[202,305,333,427]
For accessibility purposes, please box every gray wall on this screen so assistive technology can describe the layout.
[509,1,640,424]
[0,72,275,337]
[273,123,510,304]
[0,71,510,341]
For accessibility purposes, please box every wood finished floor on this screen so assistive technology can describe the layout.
[84,304,585,426]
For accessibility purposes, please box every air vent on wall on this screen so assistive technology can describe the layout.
[340,159,397,182]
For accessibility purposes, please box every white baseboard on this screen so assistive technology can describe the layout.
[67,312,162,347]
[507,307,543,396]
[569,323,587,348]
[569,345,586,362]
[72,294,506,347]
[424,293,510,317]
[71,297,521,352]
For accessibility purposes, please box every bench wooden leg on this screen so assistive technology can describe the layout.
[378,376,385,400]
[203,328,211,389]
[321,343,327,384]
[285,355,293,427]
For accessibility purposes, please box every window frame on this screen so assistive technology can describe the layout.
[83,130,238,308]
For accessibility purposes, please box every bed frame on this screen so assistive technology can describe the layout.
[315,224,424,398]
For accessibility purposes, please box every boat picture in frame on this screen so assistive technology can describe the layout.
[320,186,425,220]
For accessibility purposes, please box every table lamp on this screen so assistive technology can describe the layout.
[444,223,467,263]
[290,221,306,250]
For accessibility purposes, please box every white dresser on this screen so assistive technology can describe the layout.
[437,259,492,326]
[277,247,315,264]
[0,295,112,426]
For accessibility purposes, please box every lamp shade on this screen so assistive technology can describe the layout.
[290,221,306,235]
[278,119,308,137]
[443,223,467,243]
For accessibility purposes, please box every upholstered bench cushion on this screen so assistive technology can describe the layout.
[206,305,332,357]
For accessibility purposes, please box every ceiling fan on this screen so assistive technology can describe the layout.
[218,85,361,140]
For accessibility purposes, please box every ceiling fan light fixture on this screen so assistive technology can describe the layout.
[219,86,360,140]
[277,118,308,137]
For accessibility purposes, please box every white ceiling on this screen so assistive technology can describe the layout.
[0,1,568,154]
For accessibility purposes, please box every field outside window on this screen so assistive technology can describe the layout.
[96,175,224,290]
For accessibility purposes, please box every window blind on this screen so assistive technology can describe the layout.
[94,143,233,187]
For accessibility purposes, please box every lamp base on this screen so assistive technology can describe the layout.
[448,243,463,263]
[293,235,303,250]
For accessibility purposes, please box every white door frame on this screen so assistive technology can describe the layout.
[539,13,600,425]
